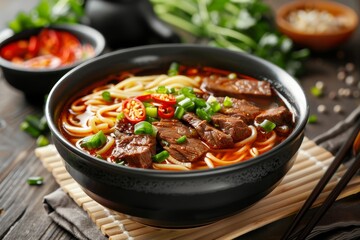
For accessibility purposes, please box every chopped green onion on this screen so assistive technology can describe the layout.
[259,119,276,132]
[174,106,185,119]
[134,121,157,136]
[152,150,169,163]
[178,98,195,110]
[180,87,195,98]
[168,62,179,76]
[80,130,107,150]
[207,95,217,103]
[196,108,211,122]
[156,86,168,94]
[117,112,125,121]
[228,73,237,79]
[36,135,49,147]
[27,176,43,185]
[193,97,207,108]
[308,114,318,124]
[25,115,48,132]
[146,116,158,123]
[146,106,158,118]
[310,86,323,97]
[210,101,221,113]
[223,96,233,107]
[102,91,112,102]
[143,102,153,107]
[175,94,186,103]
[176,135,187,144]
[20,121,41,138]
[168,87,176,94]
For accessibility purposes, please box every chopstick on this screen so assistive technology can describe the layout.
[295,148,360,239]
[282,119,360,240]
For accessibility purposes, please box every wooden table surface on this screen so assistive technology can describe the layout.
[1,1,360,239]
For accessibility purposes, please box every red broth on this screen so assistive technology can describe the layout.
[59,65,295,171]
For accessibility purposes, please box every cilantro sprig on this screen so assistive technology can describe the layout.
[151,0,310,76]
[8,0,84,33]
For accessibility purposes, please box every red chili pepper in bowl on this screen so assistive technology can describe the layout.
[158,105,175,119]
[151,93,177,106]
[121,98,146,124]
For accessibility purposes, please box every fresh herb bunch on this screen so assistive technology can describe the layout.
[151,0,309,76]
[8,0,84,33]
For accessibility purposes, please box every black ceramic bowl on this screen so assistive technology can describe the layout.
[46,44,308,228]
[0,24,105,103]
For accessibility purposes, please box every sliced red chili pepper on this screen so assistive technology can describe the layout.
[158,105,175,119]
[121,98,146,124]
[0,40,28,60]
[27,36,39,58]
[38,29,61,55]
[58,31,81,49]
[151,93,176,106]
[58,48,77,65]
[136,94,152,102]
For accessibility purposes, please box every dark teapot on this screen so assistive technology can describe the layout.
[84,0,181,49]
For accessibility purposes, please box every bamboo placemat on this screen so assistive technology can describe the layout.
[35,137,360,240]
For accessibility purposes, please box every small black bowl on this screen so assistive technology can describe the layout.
[0,24,105,104]
[46,44,308,228]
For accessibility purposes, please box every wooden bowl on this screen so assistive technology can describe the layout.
[276,1,358,51]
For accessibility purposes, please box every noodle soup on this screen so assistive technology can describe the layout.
[59,64,295,171]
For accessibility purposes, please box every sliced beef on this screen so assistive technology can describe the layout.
[153,119,208,162]
[182,112,234,149]
[202,76,272,98]
[211,113,251,142]
[111,134,156,169]
[255,106,293,126]
[217,97,262,124]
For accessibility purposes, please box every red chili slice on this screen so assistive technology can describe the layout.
[121,98,146,124]
[136,94,152,102]
[38,29,61,55]
[27,36,39,58]
[0,40,28,60]
[158,105,175,119]
[58,48,77,65]
[151,93,176,106]
[58,31,81,49]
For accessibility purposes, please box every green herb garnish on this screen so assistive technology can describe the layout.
[80,130,107,150]
[176,135,187,144]
[27,176,44,185]
[259,119,276,132]
[8,0,84,33]
[152,150,169,163]
[151,0,309,76]
[308,114,318,124]
[102,91,112,102]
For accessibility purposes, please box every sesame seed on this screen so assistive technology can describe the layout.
[345,75,355,86]
[337,71,346,81]
[317,104,327,113]
[333,104,343,113]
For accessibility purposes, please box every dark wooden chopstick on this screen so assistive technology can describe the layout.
[295,151,360,239]
[281,119,360,240]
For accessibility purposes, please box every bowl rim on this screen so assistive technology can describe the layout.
[0,23,106,73]
[46,43,309,178]
[276,0,359,37]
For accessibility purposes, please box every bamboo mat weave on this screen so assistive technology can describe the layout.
[35,137,360,240]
